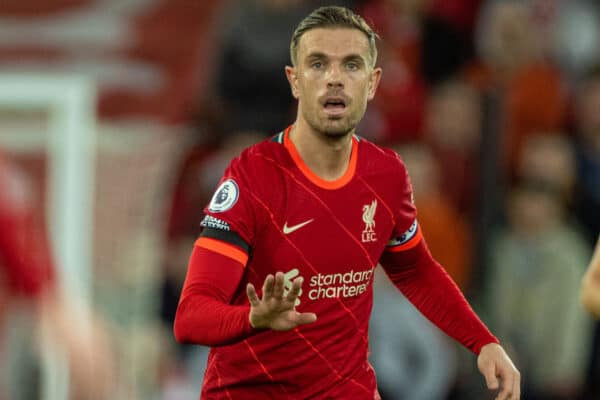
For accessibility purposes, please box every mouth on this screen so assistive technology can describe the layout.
[322,96,347,116]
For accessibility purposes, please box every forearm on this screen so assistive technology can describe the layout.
[174,291,255,346]
[380,240,498,354]
[173,244,257,346]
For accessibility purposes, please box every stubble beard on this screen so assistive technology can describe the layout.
[304,108,362,140]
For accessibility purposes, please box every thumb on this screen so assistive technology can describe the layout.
[481,362,499,390]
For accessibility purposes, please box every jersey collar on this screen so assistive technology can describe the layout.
[282,125,358,190]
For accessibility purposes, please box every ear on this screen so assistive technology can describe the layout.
[285,65,300,99]
[367,67,382,101]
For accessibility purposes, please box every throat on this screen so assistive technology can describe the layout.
[289,124,354,182]
[311,153,350,181]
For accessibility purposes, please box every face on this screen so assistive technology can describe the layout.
[286,28,382,137]
[427,84,481,151]
[519,134,575,192]
[482,2,536,72]
[508,188,559,235]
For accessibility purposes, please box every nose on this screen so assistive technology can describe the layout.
[326,64,344,89]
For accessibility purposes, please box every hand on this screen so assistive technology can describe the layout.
[246,272,317,330]
[478,343,521,400]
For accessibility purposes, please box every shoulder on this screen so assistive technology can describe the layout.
[227,135,287,176]
[356,138,416,223]
[357,137,408,177]
[219,134,289,206]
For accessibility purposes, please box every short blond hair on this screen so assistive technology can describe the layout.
[290,6,378,67]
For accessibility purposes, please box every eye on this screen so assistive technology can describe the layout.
[311,61,323,69]
[346,61,360,71]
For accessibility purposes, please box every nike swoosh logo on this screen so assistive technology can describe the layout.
[283,219,314,234]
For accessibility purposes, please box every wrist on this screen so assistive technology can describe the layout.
[477,338,500,355]
[249,313,257,328]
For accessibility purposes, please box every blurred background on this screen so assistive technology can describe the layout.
[0,0,598,399]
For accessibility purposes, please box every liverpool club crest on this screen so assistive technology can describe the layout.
[361,199,377,243]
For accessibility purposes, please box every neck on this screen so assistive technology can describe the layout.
[289,118,354,181]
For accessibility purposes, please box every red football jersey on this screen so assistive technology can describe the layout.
[0,154,54,298]
[197,126,420,399]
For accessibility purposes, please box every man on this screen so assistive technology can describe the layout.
[0,152,114,399]
[582,237,600,318]
[174,6,520,399]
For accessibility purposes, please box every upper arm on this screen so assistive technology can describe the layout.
[202,162,258,247]
[380,154,422,268]
[188,157,259,296]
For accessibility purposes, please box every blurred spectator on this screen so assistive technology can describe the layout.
[0,152,115,399]
[0,154,53,303]
[425,79,482,216]
[369,267,456,400]
[486,180,591,399]
[572,64,600,245]
[213,0,315,134]
[485,133,592,399]
[422,0,481,85]
[517,133,577,203]
[396,143,472,290]
[548,0,600,81]
[360,0,481,144]
[360,0,429,142]
[467,0,568,176]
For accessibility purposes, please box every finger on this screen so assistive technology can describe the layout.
[272,272,285,299]
[512,370,521,399]
[294,312,317,326]
[262,274,274,300]
[496,385,512,400]
[286,277,304,302]
[284,268,299,280]
[495,369,513,400]
[481,363,499,390]
[246,283,260,307]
